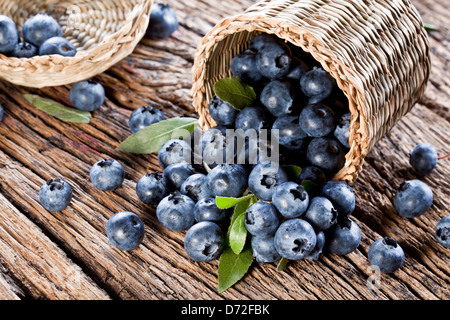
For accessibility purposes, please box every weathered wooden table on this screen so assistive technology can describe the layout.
[0,0,448,300]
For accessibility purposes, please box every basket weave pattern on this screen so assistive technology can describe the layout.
[191,0,431,183]
[0,0,153,88]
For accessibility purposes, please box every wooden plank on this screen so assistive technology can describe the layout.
[0,0,448,300]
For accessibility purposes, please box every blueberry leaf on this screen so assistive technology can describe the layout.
[117,117,198,154]
[228,213,247,255]
[214,76,256,110]
[301,179,320,194]
[423,23,438,31]
[277,257,289,272]
[24,94,91,123]
[215,194,256,209]
[218,245,254,293]
[283,165,302,180]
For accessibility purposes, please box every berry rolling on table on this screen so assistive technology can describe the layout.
[0,0,448,301]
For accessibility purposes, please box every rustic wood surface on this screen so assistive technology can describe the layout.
[0,0,448,300]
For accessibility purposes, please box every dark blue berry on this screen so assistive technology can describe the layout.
[39,37,77,57]
[39,178,72,212]
[0,104,3,122]
[234,106,269,133]
[106,211,144,251]
[272,115,308,150]
[304,196,338,231]
[157,139,192,169]
[326,216,361,255]
[271,182,309,219]
[321,180,355,217]
[248,162,288,201]
[251,235,281,263]
[180,173,211,202]
[334,112,351,149]
[208,95,238,126]
[129,106,164,133]
[136,172,170,205]
[11,41,37,58]
[146,3,178,38]
[247,34,275,53]
[0,15,19,54]
[69,80,105,112]
[260,80,295,117]
[89,159,125,192]
[300,66,334,101]
[297,166,327,186]
[184,221,225,262]
[22,13,63,47]
[156,191,196,231]
[206,164,248,198]
[394,180,433,218]
[368,237,404,273]
[299,103,336,138]
[274,218,317,260]
[305,231,325,261]
[256,41,291,80]
[306,137,346,173]
[194,197,230,224]
[245,202,280,238]
[199,125,233,168]
[409,143,438,175]
[163,162,195,190]
[230,52,263,86]
[435,216,450,248]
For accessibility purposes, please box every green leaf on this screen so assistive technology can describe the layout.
[215,194,256,209]
[283,165,302,180]
[214,76,256,110]
[229,213,247,255]
[423,23,438,31]
[301,179,320,194]
[116,117,198,154]
[218,245,254,293]
[277,257,289,272]
[24,94,91,123]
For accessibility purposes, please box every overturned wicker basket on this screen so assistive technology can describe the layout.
[191,0,431,184]
[0,0,153,88]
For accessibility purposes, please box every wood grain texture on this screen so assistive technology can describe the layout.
[0,0,448,300]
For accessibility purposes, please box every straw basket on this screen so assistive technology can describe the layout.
[191,0,431,184]
[0,0,153,88]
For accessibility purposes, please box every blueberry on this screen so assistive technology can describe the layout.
[247,34,275,53]
[393,180,433,218]
[245,202,280,237]
[272,115,308,151]
[129,106,164,133]
[299,103,336,138]
[260,80,294,117]
[272,182,309,219]
[409,143,438,175]
[321,180,356,217]
[39,37,77,57]
[106,211,144,251]
[248,162,288,201]
[136,172,170,205]
[206,164,248,198]
[199,125,233,168]
[234,106,269,133]
[157,139,192,169]
[297,166,327,186]
[194,197,230,224]
[163,162,195,190]
[39,178,72,212]
[304,197,338,231]
[69,80,105,112]
[368,237,405,273]
[306,137,346,173]
[286,60,309,81]
[89,159,125,191]
[22,13,63,47]
[326,216,361,255]
[435,216,450,248]
[180,173,211,201]
[208,95,238,126]
[300,66,334,101]
[251,235,281,263]
[11,41,38,58]
[230,52,263,86]
[0,15,19,54]
[305,231,325,261]
[0,104,3,122]
[256,41,291,80]
[273,218,317,260]
[146,3,178,38]
[184,221,225,262]
[156,191,196,231]
[334,112,351,149]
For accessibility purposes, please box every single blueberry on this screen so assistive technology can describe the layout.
[146,3,179,38]
[286,60,309,81]
[180,173,211,202]
[157,139,192,169]
[393,179,433,218]
[184,221,225,262]
[0,15,19,54]
[334,112,351,149]
[321,180,356,217]
[156,191,196,231]
[39,37,77,57]
[245,202,280,238]
[163,162,195,190]
[297,166,327,187]
[304,197,338,231]
[409,143,438,175]
[300,66,334,101]
[22,13,63,47]
[299,103,336,138]
[194,197,230,224]
[251,235,282,263]
[206,164,248,198]
[11,41,37,58]
[256,41,291,80]
[199,125,234,168]
[248,162,288,201]
[208,95,238,126]
[306,137,346,174]
[230,52,263,86]
[305,231,326,261]
[247,34,276,53]
[368,237,405,273]
[326,216,361,255]
[128,106,165,133]
[271,182,309,219]
[260,80,294,117]
[39,178,72,212]
[272,115,308,151]
[0,104,3,122]
[106,211,144,251]
[89,158,125,192]
[435,216,450,248]
[274,218,317,260]
[136,172,170,205]
[69,80,105,112]
[234,106,269,133]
